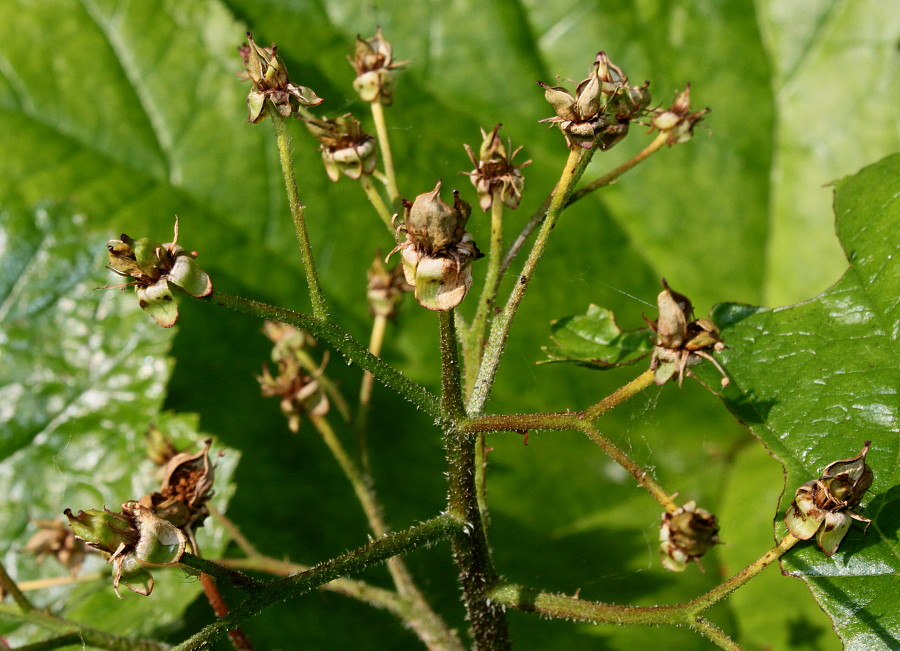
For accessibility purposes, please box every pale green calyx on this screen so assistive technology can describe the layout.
[303,114,378,181]
[349,27,408,105]
[659,501,720,572]
[105,217,212,328]
[387,181,482,311]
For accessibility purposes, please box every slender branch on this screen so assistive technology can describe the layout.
[178,553,265,594]
[16,572,105,592]
[467,147,595,416]
[198,291,440,418]
[0,561,36,612]
[566,131,670,207]
[172,514,460,650]
[463,192,506,394]
[684,533,800,612]
[270,112,328,318]
[371,101,400,202]
[357,312,389,472]
[582,369,656,420]
[0,603,168,651]
[488,534,802,647]
[217,556,405,614]
[359,174,396,233]
[199,573,254,651]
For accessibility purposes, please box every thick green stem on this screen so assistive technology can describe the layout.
[440,311,511,649]
[359,174,396,233]
[371,101,400,203]
[198,291,440,418]
[0,603,168,651]
[172,514,460,651]
[467,147,594,416]
[271,113,328,318]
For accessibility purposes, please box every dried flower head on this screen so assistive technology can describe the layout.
[388,180,482,311]
[367,253,409,319]
[659,501,720,572]
[650,84,709,145]
[239,32,323,123]
[259,323,330,432]
[349,27,408,105]
[539,52,651,150]
[463,124,531,211]
[105,217,212,328]
[304,114,378,181]
[785,442,873,556]
[644,279,729,388]
[138,439,219,553]
[21,519,87,575]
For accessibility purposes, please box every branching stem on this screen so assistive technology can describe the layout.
[371,101,400,202]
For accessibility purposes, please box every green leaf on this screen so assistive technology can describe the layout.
[542,304,653,368]
[0,204,239,644]
[713,153,900,649]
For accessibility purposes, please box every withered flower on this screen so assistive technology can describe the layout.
[65,502,186,598]
[388,180,482,311]
[105,217,212,328]
[349,27,408,105]
[239,32,323,123]
[539,52,651,150]
[21,519,87,575]
[259,322,330,432]
[785,442,873,556]
[304,114,378,181]
[463,124,531,211]
[644,279,729,388]
[651,84,709,145]
[659,501,720,572]
[367,253,409,319]
[138,439,218,553]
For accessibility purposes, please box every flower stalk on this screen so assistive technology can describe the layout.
[271,113,328,318]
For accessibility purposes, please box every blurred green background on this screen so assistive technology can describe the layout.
[0,0,897,649]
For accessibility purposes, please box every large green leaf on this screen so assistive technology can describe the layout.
[712,153,899,649]
[0,204,239,645]
[0,1,896,649]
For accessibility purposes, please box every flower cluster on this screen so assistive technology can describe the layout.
[651,84,709,145]
[258,322,330,433]
[304,114,378,181]
[105,218,212,328]
[659,501,720,572]
[349,27,408,105]
[785,442,873,556]
[239,32,323,123]
[644,279,729,388]
[64,439,220,597]
[388,181,482,311]
[539,52,651,150]
[463,124,531,212]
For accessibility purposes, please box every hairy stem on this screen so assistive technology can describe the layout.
[172,514,460,650]
[199,291,440,417]
[371,101,400,203]
[199,573,254,651]
[271,112,328,317]
[309,414,460,651]
[468,147,595,416]
[0,603,168,650]
[441,311,511,649]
